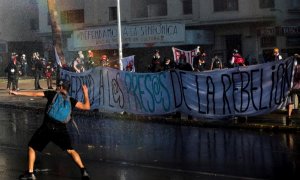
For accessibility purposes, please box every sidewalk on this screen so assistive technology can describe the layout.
[0,78,300,132]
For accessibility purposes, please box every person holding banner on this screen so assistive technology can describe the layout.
[162,57,175,71]
[179,51,187,64]
[193,51,206,72]
[86,50,95,70]
[286,54,300,122]
[149,50,162,72]
[177,56,193,71]
[73,57,85,73]
[125,61,134,72]
[231,49,246,67]
[273,48,283,61]
[210,55,223,70]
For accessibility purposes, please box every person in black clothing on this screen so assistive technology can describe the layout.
[33,53,44,89]
[20,54,28,76]
[193,51,206,72]
[177,56,193,71]
[162,57,175,71]
[10,80,91,180]
[178,51,187,64]
[149,49,162,72]
[210,55,223,70]
[5,52,21,90]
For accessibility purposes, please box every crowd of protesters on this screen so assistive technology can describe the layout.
[4,47,294,91]
[4,52,55,90]
[146,46,292,73]
[147,47,229,73]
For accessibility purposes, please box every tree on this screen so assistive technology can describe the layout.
[47,0,65,65]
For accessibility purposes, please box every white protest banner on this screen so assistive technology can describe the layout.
[172,47,199,65]
[121,55,135,72]
[54,47,62,67]
[60,57,296,119]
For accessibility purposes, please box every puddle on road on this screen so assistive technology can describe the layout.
[0,108,299,179]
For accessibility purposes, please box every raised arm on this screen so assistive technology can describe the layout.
[75,85,90,110]
[10,90,45,97]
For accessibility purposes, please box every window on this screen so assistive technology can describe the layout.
[182,0,193,15]
[30,18,39,30]
[131,0,167,18]
[287,36,300,46]
[214,0,238,12]
[60,9,84,24]
[0,43,7,53]
[261,36,276,48]
[109,7,117,21]
[259,0,275,8]
[289,0,300,9]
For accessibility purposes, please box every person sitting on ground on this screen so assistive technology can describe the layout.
[10,79,91,180]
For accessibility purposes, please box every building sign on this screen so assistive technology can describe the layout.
[72,23,185,48]
[257,27,276,37]
[278,26,300,36]
[258,26,300,36]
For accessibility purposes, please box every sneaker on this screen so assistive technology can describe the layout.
[81,168,90,180]
[19,171,36,180]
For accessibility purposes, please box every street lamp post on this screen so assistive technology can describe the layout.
[117,0,123,70]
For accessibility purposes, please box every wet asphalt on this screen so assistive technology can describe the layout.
[0,78,300,180]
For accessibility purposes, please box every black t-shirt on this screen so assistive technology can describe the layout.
[35,59,44,72]
[43,91,78,125]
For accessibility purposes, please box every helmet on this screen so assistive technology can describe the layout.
[233,49,239,54]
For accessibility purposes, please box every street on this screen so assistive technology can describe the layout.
[0,105,299,180]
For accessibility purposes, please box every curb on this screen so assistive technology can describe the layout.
[1,103,300,133]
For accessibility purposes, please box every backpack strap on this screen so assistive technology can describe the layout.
[47,93,59,112]
[71,118,80,136]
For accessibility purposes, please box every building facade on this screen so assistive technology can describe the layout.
[37,0,300,71]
